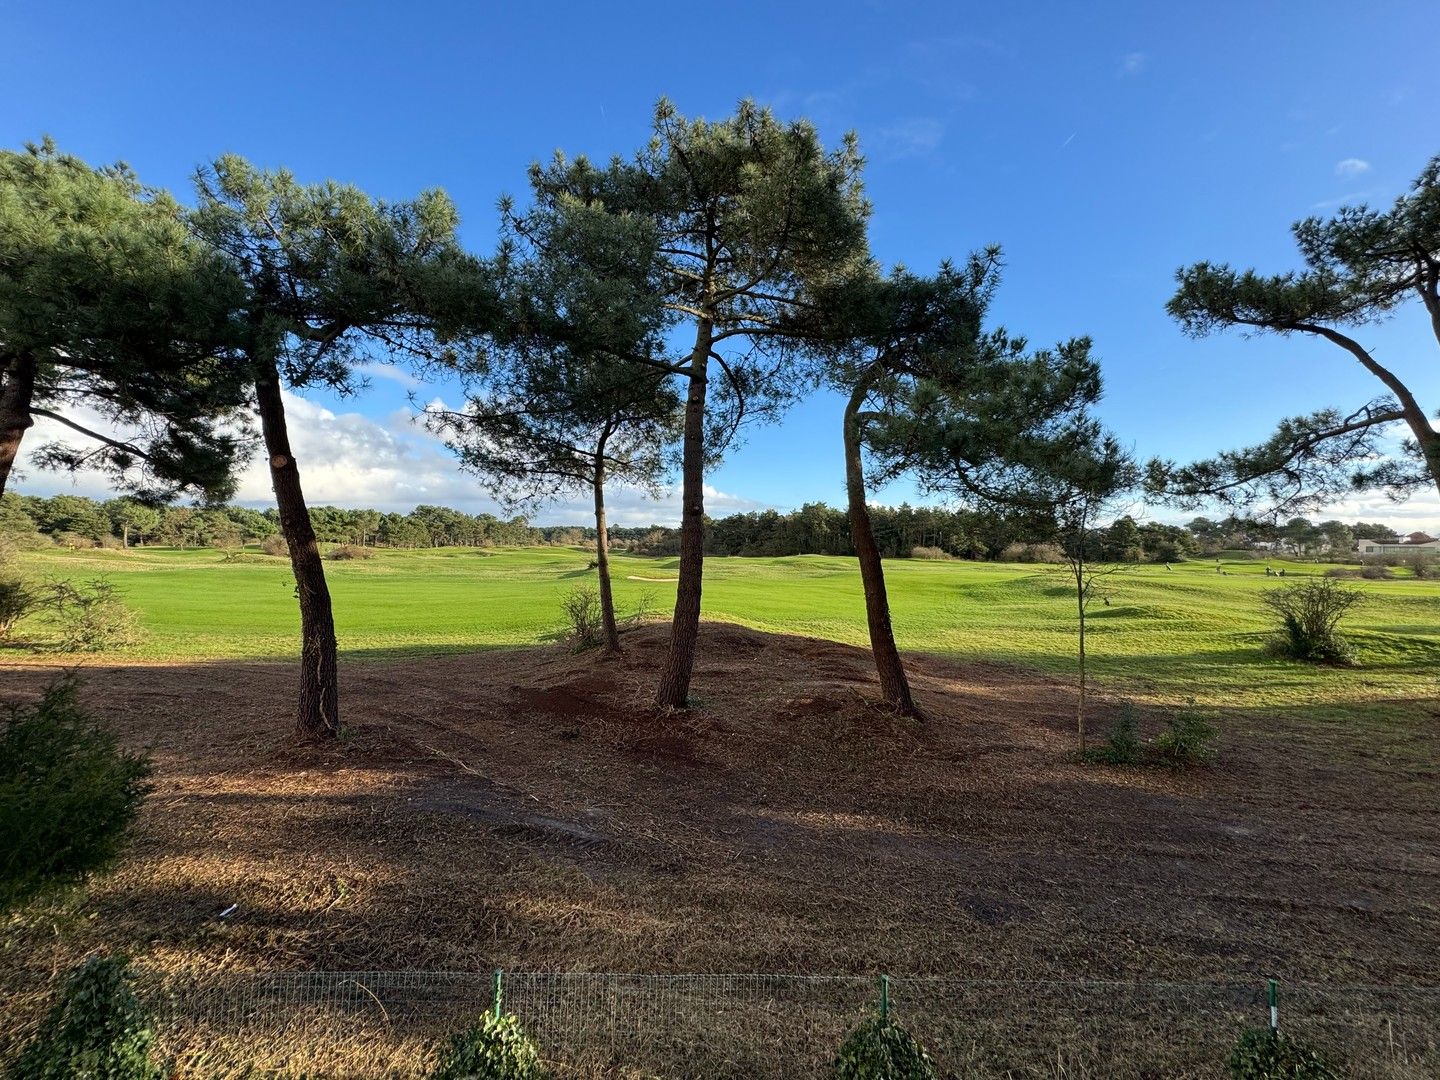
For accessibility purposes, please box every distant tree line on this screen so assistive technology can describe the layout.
[0,493,548,551]
[1,490,1403,563]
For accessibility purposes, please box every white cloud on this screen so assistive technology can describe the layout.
[352,361,424,392]
[1303,488,1440,528]
[10,391,767,527]
[1119,52,1147,77]
[1335,157,1371,178]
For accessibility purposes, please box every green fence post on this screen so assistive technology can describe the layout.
[493,968,504,1020]
[1267,979,1279,1032]
[879,974,890,1024]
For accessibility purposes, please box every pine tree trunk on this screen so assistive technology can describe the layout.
[1417,426,1440,497]
[0,354,38,499]
[844,374,922,719]
[1076,566,1087,754]
[254,357,339,740]
[654,322,712,709]
[593,448,621,653]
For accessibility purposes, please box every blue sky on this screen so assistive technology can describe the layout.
[5,1,1440,526]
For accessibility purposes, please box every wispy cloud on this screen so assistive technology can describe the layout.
[1118,52,1147,77]
[1334,157,1371,178]
[1311,185,1385,210]
[872,117,945,159]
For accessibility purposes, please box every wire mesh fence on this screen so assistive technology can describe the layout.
[115,969,1440,1078]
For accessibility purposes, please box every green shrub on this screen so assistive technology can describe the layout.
[6,955,164,1080]
[1260,578,1361,665]
[0,576,39,639]
[41,578,143,652]
[833,1016,936,1080]
[560,585,603,650]
[0,677,152,911]
[1151,708,1218,767]
[431,1012,545,1080]
[1084,703,1142,765]
[1229,1027,1338,1079]
[1083,703,1217,769]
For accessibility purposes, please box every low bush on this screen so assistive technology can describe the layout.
[999,542,1065,564]
[1228,1027,1338,1079]
[260,534,289,558]
[1082,702,1216,769]
[833,1016,936,1079]
[908,546,949,560]
[0,677,152,911]
[41,579,143,652]
[560,585,603,650]
[623,589,659,630]
[0,575,39,640]
[1406,551,1434,580]
[1084,703,1141,765]
[0,529,53,553]
[55,532,96,550]
[6,954,163,1080]
[1261,578,1361,665]
[1151,708,1218,767]
[329,543,375,561]
[1325,564,1390,580]
[431,1012,545,1080]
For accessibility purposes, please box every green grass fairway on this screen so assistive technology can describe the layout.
[13,545,1440,717]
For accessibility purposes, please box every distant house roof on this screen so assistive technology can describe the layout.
[1357,536,1440,551]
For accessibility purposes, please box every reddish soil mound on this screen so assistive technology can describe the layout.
[0,621,1436,989]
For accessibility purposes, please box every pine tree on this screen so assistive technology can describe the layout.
[521,99,870,707]
[190,156,488,739]
[0,139,249,500]
[1154,152,1440,513]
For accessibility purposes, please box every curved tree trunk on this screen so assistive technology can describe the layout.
[654,322,712,708]
[0,354,38,499]
[844,371,922,719]
[254,357,339,740]
[593,446,621,653]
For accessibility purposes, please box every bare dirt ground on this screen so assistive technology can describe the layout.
[4,620,1436,981]
[2,622,1437,1074]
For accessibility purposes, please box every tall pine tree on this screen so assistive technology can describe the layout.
[190,156,488,739]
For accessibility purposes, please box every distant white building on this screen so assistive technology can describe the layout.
[1356,532,1440,556]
